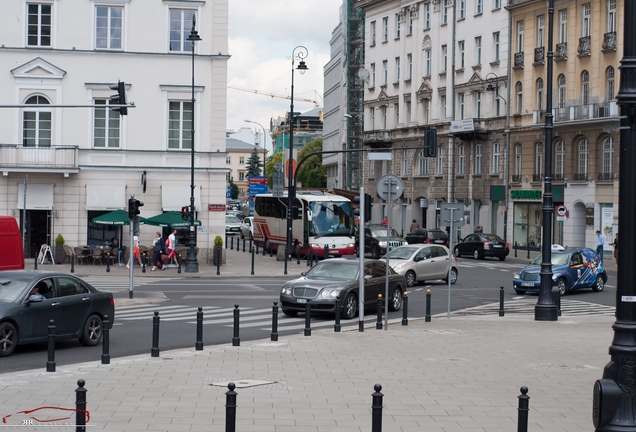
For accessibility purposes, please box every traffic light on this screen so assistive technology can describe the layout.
[424,128,437,157]
[181,206,190,221]
[109,81,128,115]
[128,198,143,219]
[292,206,302,220]
[353,194,372,222]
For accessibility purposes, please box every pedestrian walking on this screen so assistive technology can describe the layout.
[474,223,483,234]
[167,228,178,266]
[612,233,618,265]
[596,230,604,264]
[151,231,166,271]
[409,219,419,232]
[381,216,388,225]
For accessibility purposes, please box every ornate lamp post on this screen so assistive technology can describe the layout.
[185,16,201,273]
[284,46,308,276]
[244,119,268,174]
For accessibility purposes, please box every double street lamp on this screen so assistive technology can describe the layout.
[185,16,201,273]
[284,46,308,275]
[244,119,268,174]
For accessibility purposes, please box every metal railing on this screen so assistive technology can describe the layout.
[0,144,78,168]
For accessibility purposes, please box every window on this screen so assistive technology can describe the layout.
[537,15,545,47]
[476,0,483,15]
[582,3,591,37]
[23,95,51,147]
[418,150,430,175]
[239,156,245,164]
[383,60,388,85]
[226,156,231,164]
[555,140,564,177]
[402,150,409,175]
[535,143,543,175]
[382,17,388,42]
[27,3,51,47]
[558,74,566,108]
[494,0,502,9]
[381,106,387,129]
[371,63,376,87]
[607,67,615,100]
[514,143,522,176]
[536,78,543,110]
[459,93,465,119]
[370,107,375,130]
[603,137,614,174]
[475,91,482,118]
[458,40,465,69]
[493,32,500,61]
[424,3,431,29]
[475,144,482,174]
[94,100,120,148]
[443,0,449,24]
[441,95,447,118]
[170,9,196,52]
[168,101,193,149]
[516,82,523,114]
[407,54,412,80]
[382,160,387,175]
[459,0,466,19]
[495,94,501,116]
[406,101,412,123]
[239,172,245,181]
[516,20,524,53]
[442,45,448,72]
[578,139,589,175]
[458,145,465,175]
[395,57,400,82]
[424,99,430,123]
[425,48,432,76]
[394,103,399,125]
[475,36,482,65]
[395,13,400,38]
[559,10,567,44]
[437,146,444,174]
[608,0,616,33]
[369,159,375,177]
[371,21,376,45]
[492,142,500,173]
[408,9,414,35]
[96,6,122,49]
[226,173,231,182]
[582,70,590,106]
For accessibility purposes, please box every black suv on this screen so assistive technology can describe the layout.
[404,228,450,246]
[355,224,407,259]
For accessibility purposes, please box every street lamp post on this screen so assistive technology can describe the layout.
[284,46,308,276]
[244,119,268,174]
[185,16,201,273]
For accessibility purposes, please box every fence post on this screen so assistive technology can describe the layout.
[517,386,530,432]
[106,252,110,273]
[304,300,311,336]
[101,315,110,364]
[75,379,87,432]
[71,254,75,273]
[401,291,408,326]
[225,383,237,432]
[334,296,341,332]
[232,305,240,346]
[371,384,383,432]
[242,238,246,252]
[46,319,55,372]
[151,311,160,357]
[376,295,383,330]
[271,302,279,341]
[425,289,432,322]
[195,307,203,350]
[499,286,505,317]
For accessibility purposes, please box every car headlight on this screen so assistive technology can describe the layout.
[552,274,558,281]
[281,286,292,295]
[392,262,405,270]
[347,243,355,248]
[310,243,321,249]
[513,273,520,280]
[378,241,387,247]
[320,288,342,298]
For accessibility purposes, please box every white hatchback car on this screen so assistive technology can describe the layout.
[240,216,254,240]
[381,245,458,287]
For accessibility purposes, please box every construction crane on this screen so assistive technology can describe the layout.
[228,86,323,107]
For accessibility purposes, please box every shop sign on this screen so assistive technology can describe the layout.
[490,185,505,202]
[586,207,595,226]
[510,190,542,200]
[208,204,226,211]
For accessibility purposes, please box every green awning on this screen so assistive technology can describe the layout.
[90,210,147,226]
[143,211,201,228]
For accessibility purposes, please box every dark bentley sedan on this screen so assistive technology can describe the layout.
[280,258,405,320]
[0,271,114,357]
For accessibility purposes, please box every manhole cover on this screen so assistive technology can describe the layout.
[209,379,276,388]
[528,363,599,371]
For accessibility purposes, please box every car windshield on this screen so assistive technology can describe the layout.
[386,247,418,260]
[308,201,355,237]
[304,262,359,280]
[429,231,447,239]
[482,234,503,242]
[531,253,570,266]
[371,228,400,238]
[226,215,241,224]
[0,279,28,302]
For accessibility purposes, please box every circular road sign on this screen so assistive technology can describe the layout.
[556,205,568,217]
[376,174,404,202]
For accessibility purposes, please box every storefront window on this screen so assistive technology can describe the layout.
[513,203,542,249]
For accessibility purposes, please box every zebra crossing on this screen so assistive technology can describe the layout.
[449,298,615,317]
[456,261,525,272]
[83,276,175,292]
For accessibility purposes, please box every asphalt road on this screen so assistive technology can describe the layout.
[1,257,617,373]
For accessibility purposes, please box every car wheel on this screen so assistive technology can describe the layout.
[79,314,103,347]
[454,247,461,258]
[514,289,526,295]
[592,276,605,292]
[405,271,417,287]
[354,244,360,257]
[342,292,358,319]
[240,231,244,239]
[556,278,568,295]
[0,322,17,357]
[445,267,458,285]
[282,309,298,317]
[388,287,403,311]
[498,256,506,261]
[371,245,380,259]
[473,249,483,260]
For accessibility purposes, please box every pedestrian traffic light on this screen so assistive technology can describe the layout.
[353,194,372,222]
[181,206,190,221]
[128,198,143,219]
[109,81,128,115]
[292,206,302,220]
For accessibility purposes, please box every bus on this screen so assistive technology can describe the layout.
[253,191,356,257]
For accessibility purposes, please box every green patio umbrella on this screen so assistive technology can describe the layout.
[90,210,147,225]
[143,211,201,228]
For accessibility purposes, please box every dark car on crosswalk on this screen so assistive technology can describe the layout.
[453,233,510,261]
[404,228,449,247]
[0,271,114,357]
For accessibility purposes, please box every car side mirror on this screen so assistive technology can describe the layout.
[364,274,373,280]
[300,272,306,276]
[28,295,43,303]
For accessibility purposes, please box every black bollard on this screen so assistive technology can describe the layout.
[232,305,240,346]
[551,286,562,317]
[269,242,273,257]
[323,244,329,260]
[371,384,383,432]
[425,289,432,322]
[46,319,55,372]
[34,254,38,270]
[225,235,228,249]
[216,246,221,276]
[142,251,147,273]
[242,238,246,252]
[296,246,300,265]
[255,242,259,254]
[177,252,181,274]
[249,239,253,253]
[499,286,505,317]
[151,311,160,357]
[308,249,312,267]
[263,241,266,256]
[250,243,255,276]
[304,300,311,336]
[517,386,530,432]
[71,253,75,273]
[195,307,203,350]
[376,295,383,330]
[271,302,279,341]
[334,296,341,332]
[106,252,110,272]
[75,379,87,432]
[225,382,237,432]
[102,315,110,364]
[402,291,409,326]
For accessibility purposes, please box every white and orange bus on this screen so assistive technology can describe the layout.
[253,191,356,257]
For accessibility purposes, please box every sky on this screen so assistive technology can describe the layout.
[227,0,343,152]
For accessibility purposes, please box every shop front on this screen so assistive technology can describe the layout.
[511,190,542,258]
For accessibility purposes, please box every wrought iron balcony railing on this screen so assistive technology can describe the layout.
[577,36,591,56]
[573,173,588,181]
[603,32,617,51]
[532,174,543,182]
[553,174,564,181]
[555,42,567,60]
[511,175,521,183]
[598,172,615,181]
[534,46,544,63]
[514,52,524,68]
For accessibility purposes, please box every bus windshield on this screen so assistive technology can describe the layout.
[308,201,355,237]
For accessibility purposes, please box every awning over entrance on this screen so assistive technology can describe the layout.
[162,185,201,212]
[86,185,126,211]
[144,211,201,228]
[17,183,54,210]
[91,210,147,226]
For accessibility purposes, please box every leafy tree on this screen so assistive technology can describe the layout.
[296,138,326,188]
[265,151,283,188]
[246,148,263,177]
[228,179,239,199]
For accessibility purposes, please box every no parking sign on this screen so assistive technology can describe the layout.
[556,205,568,221]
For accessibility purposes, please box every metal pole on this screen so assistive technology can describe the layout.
[304,300,311,336]
[371,384,383,432]
[22,176,27,259]
[232,305,240,346]
[401,291,408,326]
[271,302,279,341]
[46,319,55,372]
[102,315,110,364]
[358,187,365,332]
[385,179,391,331]
[225,383,237,432]
[75,379,87,432]
[499,286,505,317]
[151,311,160,357]
[447,209,455,319]
[128,198,134,299]
[425,289,431,322]
[195,307,203,350]
[517,386,529,432]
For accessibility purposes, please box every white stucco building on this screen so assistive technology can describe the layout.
[0,1,229,261]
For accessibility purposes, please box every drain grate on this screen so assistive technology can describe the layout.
[205,377,287,390]
[527,363,599,371]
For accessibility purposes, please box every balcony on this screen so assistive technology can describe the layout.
[597,172,615,181]
[363,131,392,148]
[603,32,617,52]
[534,47,545,64]
[577,36,591,56]
[552,102,619,122]
[573,173,588,181]
[532,174,543,182]
[555,42,567,61]
[513,52,524,69]
[511,174,521,183]
[0,145,78,172]
[553,174,564,182]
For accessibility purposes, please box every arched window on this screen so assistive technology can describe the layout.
[554,140,564,179]
[417,149,430,175]
[606,67,615,101]
[535,143,543,176]
[558,74,566,108]
[516,82,523,114]
[23,95,51,147]
[514,143,522,176]
[582,70,590,106]
[602,136,614,176]
[578,138,589,177]
[536,78,543,111]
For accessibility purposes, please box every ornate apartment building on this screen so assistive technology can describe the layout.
[0,1,229,260]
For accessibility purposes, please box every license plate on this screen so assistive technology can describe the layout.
[521,282,535,287]
[296,299,308,303]
[434,240,444,244]
[493,245,502,248]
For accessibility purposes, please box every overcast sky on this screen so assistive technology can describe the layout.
[227,0,343,151]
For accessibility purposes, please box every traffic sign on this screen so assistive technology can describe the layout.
[556,205,568,217]
[376,174,404,202]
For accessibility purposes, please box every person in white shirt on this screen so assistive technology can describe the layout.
[167,229,178,266]
[596,230,604,264]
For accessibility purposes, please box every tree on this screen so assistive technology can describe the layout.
[296,138,326,188]
[265,151,283,188]
[246,148,263,177]
[228,179,239,199]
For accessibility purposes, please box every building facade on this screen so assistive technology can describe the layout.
[225,138,267,198]
[0,1,229,260]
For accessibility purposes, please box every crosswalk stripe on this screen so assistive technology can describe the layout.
[116,305,194,313]
[118,308,221,321]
